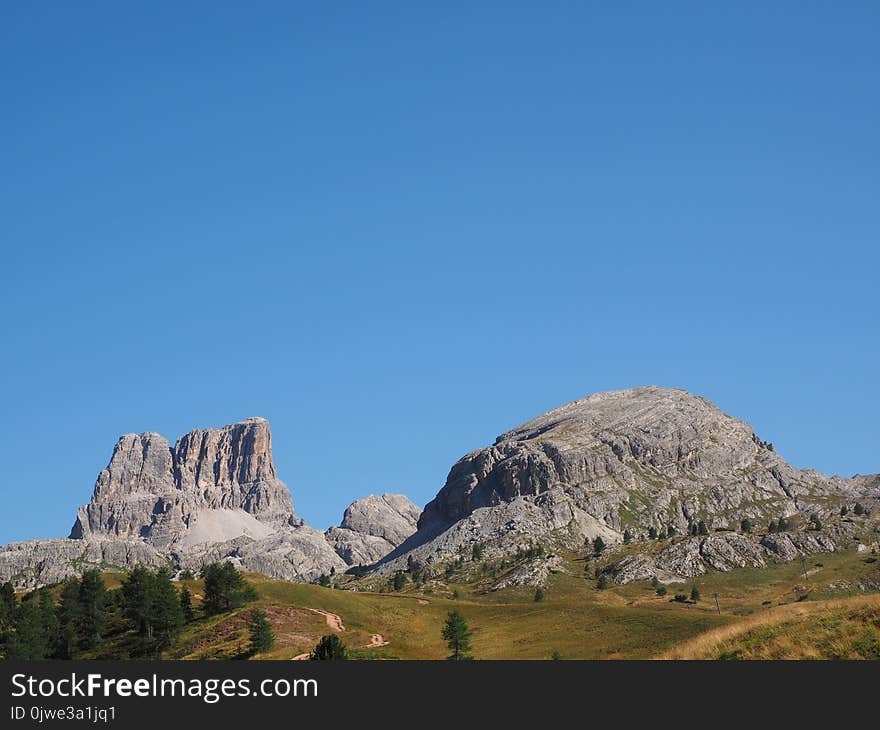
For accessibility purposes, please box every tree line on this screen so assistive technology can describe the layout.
[0,562,272,660]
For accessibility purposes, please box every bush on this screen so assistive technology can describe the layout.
[471,543,485,561]
[623,529,632,544]
[674,594,688,603]
[740,518,753,534]
[656,586,667,597]
[392,572,408,591]
[596,575,609,590]
[534,587,545,602]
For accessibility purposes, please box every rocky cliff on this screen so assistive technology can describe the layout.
[325,494,421,566]
[1,418,350,588]
[70,418,299,547]
[380,386,879,581]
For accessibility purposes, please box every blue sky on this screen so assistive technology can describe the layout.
[1,3,878,543]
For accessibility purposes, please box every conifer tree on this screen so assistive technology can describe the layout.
[441,609,472,660]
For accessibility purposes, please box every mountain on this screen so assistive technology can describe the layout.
[1,418,400,588]
[70,418,299,547]
[325,494,421,566]
[379,386,879,582]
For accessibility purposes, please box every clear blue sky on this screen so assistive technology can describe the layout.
[1,3,878,544]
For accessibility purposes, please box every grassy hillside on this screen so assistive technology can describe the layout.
[163,546,880,660]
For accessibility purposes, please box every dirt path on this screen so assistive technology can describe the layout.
[307,608,345,632]
[290,652,310,661]
[364,634,389,648]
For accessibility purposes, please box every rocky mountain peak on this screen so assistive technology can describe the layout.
[70,417,299,546]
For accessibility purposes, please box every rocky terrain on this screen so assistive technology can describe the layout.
[378,386,879,583]
[325,494,421,566]
[0,418,405,588]
[1,387,877,590]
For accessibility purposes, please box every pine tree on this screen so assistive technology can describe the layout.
[690,586,700,603]
[248,609,275,655]
[150,569,184,654]
[777,516,789,532]
[310,634,348,660]
[596,574,609,590]
[592,536,606,556]
[392,571,408,591]
[840,505,849,516]
[623,529,632,544]
[768,520,778,533]
[666,525,676,538]
[648,526,658,539]
[56,579,82,659]
[809,513,822,531]
[179,585,195,623]
[202,563,257,616]
[472,543,485,561]
[0,581,15,633]
[534,587,545,602]
[854,503,865,516]
[121,566,155,636]
[740,518,753,534]
[697,521,709,535]
[77,570,108,651]
[441,610,472,660]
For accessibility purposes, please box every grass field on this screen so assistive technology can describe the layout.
[163,547,880,660]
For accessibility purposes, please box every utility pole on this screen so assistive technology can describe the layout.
[713,591,721,615]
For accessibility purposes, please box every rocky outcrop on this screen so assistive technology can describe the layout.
[381,386,879,576]
[0,418,349,588]
[325,494,420,566]
[71,418,299,548]
[0,538,168,590]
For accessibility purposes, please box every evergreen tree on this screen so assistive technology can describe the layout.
[623,529,632,544]
[689,523,698,536]
[840,505,849,516]
[56,579,82,659]
[534,587,545,602]
[854,503,865,516]
[121,566,155,636]
[441,609,472,660]
[77,570,108,651]
[777,516,789,532]
[150,569,184,654]
[4,595,47,659]
[809,513,823,531]
[666,525,676,538]
[472,543,485,561]
[248,609,275,655]
[648,526,658,539]
[656,585,667,597]
[768,520,778,533]
[697,521,709,535]
[179,585,195,623]
[596,574,609,590]
[201,563,257,616]
[592,536,606,556]
[740,518,753,534]
[392,571,408,591]
[0,582,15,634]
[690,586,700,603]
[310,634,348,660]
[179,569,195,581]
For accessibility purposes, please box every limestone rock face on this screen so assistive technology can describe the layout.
[325,494,421,566]
[0,417,351,588]
[383,386,879,578]
[70,418,299,548]
[0,539,167,590]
